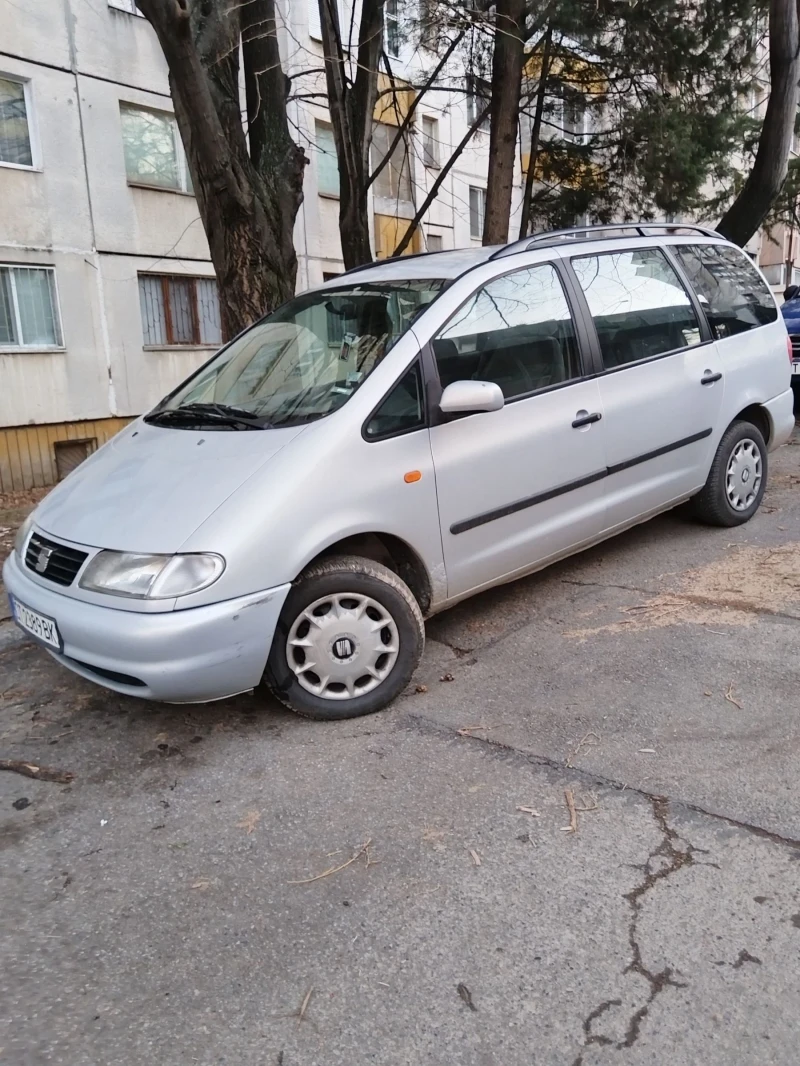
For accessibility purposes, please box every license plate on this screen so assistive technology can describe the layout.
[10,596,63,651]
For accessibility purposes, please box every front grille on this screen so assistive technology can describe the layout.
[790,334,800,359]
[25,532,88,587]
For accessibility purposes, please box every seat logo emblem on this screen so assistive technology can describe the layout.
[34,546,54,573]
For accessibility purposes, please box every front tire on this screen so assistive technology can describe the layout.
[691,420,767,527]
[262,555,424,720]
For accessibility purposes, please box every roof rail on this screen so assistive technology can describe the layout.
[489,222,723,260]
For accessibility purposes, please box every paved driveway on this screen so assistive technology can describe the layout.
[2,430,799,1066]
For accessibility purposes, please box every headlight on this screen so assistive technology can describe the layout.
[14,514,34,561]
[79,551,225,599]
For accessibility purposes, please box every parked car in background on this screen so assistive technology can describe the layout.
[4,224,795,720]
[781,284,800,393]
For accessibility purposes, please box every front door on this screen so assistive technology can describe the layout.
[568,246,725,530]
[427,262,608,600]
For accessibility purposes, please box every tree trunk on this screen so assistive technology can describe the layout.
[137,0,306,337]
[518,26,552,239]
[716,0,800,247]
[482,0,527,244]
[319,0,384,269]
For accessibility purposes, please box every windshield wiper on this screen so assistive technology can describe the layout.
[145,402,266,430]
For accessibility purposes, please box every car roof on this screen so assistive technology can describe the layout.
[316,224,731,291]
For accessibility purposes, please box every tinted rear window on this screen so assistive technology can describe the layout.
[672,244,777,339]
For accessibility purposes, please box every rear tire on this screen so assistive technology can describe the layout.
[690,420,767,527]
[262,555,424,720]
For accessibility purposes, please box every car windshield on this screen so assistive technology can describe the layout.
[149,280,444,428]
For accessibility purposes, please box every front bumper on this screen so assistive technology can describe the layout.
[763,387,796,450]
[3,552,290,703]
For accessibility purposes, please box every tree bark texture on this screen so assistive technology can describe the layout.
[716,0,800,246]
[137,0,306,337]
[518,26,552,239]
[319,0,385,269]
[483,0,527,244]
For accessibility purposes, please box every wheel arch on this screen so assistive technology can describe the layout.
[299,532,434,614]
[731,403,771,445]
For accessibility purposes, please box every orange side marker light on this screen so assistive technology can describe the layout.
[404,470,422,483]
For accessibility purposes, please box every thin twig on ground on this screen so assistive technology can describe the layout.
[561,789,578,833]
[298,986,314,1022]
[565,731,601,768]
[0,759,74,783]
[724,683,743,709]
[288,840,372,884]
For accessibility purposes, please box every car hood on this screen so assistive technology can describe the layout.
[34,420,306,554]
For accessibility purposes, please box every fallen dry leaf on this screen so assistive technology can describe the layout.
[191,879,211,890]
[236,810,261,835]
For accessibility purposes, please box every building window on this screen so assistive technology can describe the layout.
[385,0,401,56]
[421,115,439,168]
[315,121,339,197]
[469,186,486,240]
[138,275,222,347]
[0,266,62,349]
[108,0,144,13]
[120,103,193,193]
[466,76,490,130]
[0,76,33,168]
[426,232,443,251]
[371,123,412,202]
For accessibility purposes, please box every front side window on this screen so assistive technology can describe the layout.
[572,249,701,370]
[149,281,443,428]
[433,264,581,399]
[0,266,62,349]
[138,274,221,346]
[364,363,425,439]
[120,104,192,192]
[0,76,33,167]
[672,243,778,339]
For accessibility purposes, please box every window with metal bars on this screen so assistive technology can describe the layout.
[138,274,222,347]
[0,265,62,349]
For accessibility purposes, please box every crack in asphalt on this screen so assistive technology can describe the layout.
[403,712,800,852]
[571,797,695,1065]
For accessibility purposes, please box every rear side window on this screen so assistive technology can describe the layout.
[572,248,701,370]
[433,263,581,400]
[364,363,425,439]
[671,244,777,339]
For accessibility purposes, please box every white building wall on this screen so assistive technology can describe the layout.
[0,0,500,464]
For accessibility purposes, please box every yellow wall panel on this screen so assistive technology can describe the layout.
[0,417,133,494]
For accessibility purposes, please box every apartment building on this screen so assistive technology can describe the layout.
[0,3,795,492]
[0,0,503,492]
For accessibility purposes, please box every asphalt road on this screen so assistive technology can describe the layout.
[1,429,799,1066]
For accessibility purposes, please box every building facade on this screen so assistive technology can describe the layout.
[0,2,796,492]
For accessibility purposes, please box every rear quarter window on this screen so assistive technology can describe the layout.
[672,244,777,339]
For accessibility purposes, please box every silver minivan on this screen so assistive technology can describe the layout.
[4,224,795,719]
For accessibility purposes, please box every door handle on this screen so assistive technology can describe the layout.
[701,371,722,385]
[572,410,602,428]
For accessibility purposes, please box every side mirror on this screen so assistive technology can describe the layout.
[439,380,505,415]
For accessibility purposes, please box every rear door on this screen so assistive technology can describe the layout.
[567,245,724,530]
[427,261,608,600]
